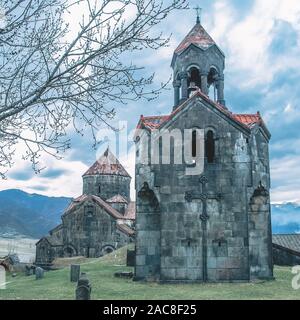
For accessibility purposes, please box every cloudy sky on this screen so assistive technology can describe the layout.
[1,0,300,204]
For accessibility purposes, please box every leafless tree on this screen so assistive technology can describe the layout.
[0,0,187,177]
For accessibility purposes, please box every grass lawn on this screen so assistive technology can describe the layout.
[0,246,299,300]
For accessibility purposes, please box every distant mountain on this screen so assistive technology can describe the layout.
[0,189,299,239]
[0,189,71,238]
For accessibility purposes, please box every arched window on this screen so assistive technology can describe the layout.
[205,130,215,163]
[98,185,101,194]
[159,136,163,164]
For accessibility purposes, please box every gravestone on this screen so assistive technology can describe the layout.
[126,250,135,267]
[25,265,35,276]
[75,273,91,300]
[35,267,44,280]
[114,271,133,279]
[70,264,80,282]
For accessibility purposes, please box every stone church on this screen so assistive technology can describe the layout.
[134,18,273,282]
[36,149,135,266]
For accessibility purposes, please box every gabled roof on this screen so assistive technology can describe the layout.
[116,223,135,237]
[36,236,63,247]
[273,234,300,254]
[83,148,130,178]
[49,224,63,235]
[136,89,269,137]
[233,114,261,126]
[107,194,128,204]
[124,202,136,220]
[136,115,170,131]
[175,23,216,54]
[63,194,127,220]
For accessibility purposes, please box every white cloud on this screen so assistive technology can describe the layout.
[2,0,300,207]
[271,155,300,203]
[206,0,300,88]
[0,144,87,197]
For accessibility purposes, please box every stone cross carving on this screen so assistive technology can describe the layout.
[185,175,223,281]
[184,175,222,221]
[199,175,208,281]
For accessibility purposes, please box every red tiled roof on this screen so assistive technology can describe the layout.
[175,23,216,54]
[124,202,136,220]
[106,194,128,204]
[136,90,262,133]
[83,148,130,178]
[137,115,170,131]
[233,114,262,127]
[116,223,135,237]
[63,194,126,220]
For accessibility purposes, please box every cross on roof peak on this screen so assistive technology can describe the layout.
[194,5,202,24]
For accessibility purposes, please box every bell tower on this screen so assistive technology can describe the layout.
[171,12,226,109]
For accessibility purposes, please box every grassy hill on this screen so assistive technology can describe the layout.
[0,246,299,300]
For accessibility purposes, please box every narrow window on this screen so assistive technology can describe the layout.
[98,185,101,194]
[205,130,215,163]
[192,130,197,158]
[159,136,163,164]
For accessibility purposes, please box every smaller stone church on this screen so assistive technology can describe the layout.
[35,149,135,267]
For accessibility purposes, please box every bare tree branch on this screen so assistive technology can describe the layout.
[0,0,188,175]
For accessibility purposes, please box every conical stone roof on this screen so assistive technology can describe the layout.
[175,23,216,54]
[83,148,130,178]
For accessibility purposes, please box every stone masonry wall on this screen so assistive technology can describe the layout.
[135,98,272,282]
[82,175,131,202]
[248,129,273,279]
[62,200,129,258]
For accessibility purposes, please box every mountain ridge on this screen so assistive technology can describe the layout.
[0,189,72,238]
[0,189,299,238]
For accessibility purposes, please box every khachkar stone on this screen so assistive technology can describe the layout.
[75,273,91,300]
[35,267,44,280]
[70,264,80,283]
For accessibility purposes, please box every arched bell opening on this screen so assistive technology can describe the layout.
[188,67,201,97]
[207,67,219,102]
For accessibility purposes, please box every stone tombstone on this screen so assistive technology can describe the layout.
[70,264,80,283]
[75,273,91,300]
[35,267,44,280]
[25,265,34,276]
[126,250,136,267]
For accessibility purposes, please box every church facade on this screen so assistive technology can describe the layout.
[134,20,273,282]
[36,149,135,267]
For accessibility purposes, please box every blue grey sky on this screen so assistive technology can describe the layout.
[1,0,300,204]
